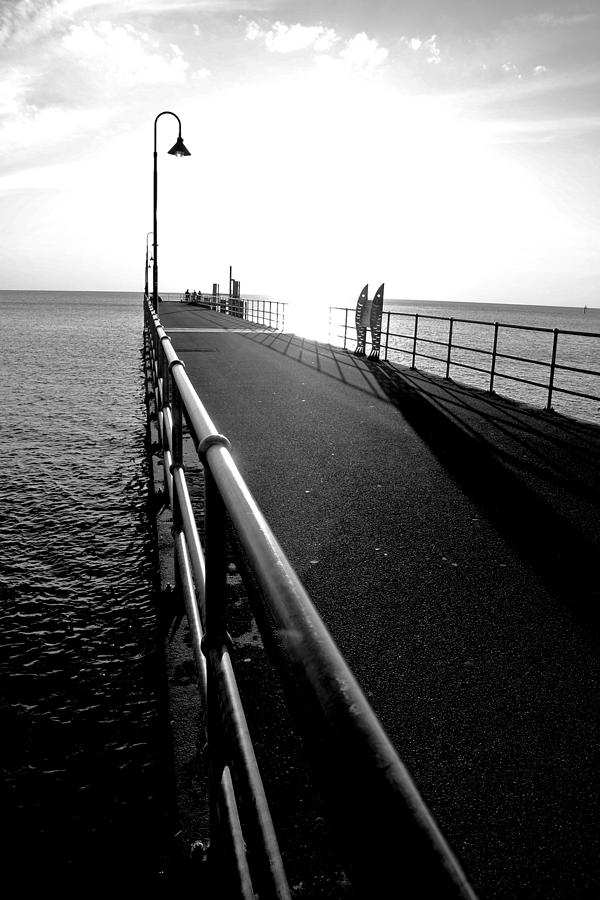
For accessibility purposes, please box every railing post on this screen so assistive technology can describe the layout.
[489,322,499,393]
[547,328,559,410]
[411,314,419,369]
[170,367,184,471]
[202,463,230,866]
[343,308,349,349]
[169,370,184,606]
[160,336,171,408]
[384,311,391,361]
[445,317,454,379]
[160,340,172,497]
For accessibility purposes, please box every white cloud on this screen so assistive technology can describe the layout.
[244,20,337,54]
[243,18,388,71]
[60,20,189,86]
[340,32,388,69]
[402,34,441,65]
[0,68,34,116]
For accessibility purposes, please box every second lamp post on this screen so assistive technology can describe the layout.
[152,111,191,311]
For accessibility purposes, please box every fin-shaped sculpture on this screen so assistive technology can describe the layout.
[354,284,369,356]
[368,283,384,359]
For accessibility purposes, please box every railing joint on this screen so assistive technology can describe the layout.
[201,631,234,656]
[198,433,233,462]
[169,358,186,373]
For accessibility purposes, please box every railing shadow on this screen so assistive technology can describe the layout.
[365,359,600,630]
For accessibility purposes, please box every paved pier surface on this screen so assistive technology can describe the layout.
[158,302,600,899]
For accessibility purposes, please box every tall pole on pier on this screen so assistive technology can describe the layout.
[144,231,153,300]
[152,111,191,312]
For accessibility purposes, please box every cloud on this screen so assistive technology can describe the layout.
[401,34,441,65]
[0,68,34,116]
[59,20,189,88]
[0,0,102,48]
[339,32,388,69]
[244,20,337,54]
[0,10,199,174]
[244,19,388,71]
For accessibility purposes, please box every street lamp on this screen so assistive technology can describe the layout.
[152,111,191,311]
[144,230,153,300]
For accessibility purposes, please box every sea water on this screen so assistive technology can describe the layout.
[0,290,166,885]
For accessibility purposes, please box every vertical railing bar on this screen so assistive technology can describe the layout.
[173,469,206,615]
[344,308,348,349]
[547,328,559,410]
[202,465,231,888]
[170,365,184,470]
[174,530,207,697]
[411,314,419,369]
[384,311,391,361]
[161,408,174,508]
[489,323,499,393]
[209,646,292,899]
[169,367,185,630]
[445,317,454,379]
[217,765,256,899]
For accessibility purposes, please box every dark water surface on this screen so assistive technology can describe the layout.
[0,291,168,887]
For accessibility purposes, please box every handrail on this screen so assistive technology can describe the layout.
[330,306,600,421]
[144,298,478,897]
[181,292,288,329]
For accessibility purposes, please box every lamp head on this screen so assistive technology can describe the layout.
[168,136,191,157]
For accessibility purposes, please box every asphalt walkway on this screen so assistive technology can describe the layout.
[159,301,600,900]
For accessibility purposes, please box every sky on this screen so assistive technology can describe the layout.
[1,0,599,320]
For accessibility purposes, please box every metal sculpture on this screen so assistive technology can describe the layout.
[354,283,384,359]
[354,284,370,355]
[369,283,384,359]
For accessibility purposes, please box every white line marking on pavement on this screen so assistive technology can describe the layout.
[167,327,280,333]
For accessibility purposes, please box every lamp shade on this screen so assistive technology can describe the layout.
[168,136,191,157]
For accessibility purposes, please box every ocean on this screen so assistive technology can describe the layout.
[0,290,168,888]
[1,290,598,888]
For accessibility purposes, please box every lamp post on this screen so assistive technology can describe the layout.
[152,111,191,311]
[144,231,153,300]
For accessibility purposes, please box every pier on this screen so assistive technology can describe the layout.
[144,299,600,898]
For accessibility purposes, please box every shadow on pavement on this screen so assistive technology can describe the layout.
[366,359,600,631]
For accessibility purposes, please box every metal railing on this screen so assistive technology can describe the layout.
[330,306,600,421]
[144,297,478,898]
[181,292,287,330]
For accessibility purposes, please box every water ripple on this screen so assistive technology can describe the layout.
[0,292,165,884]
